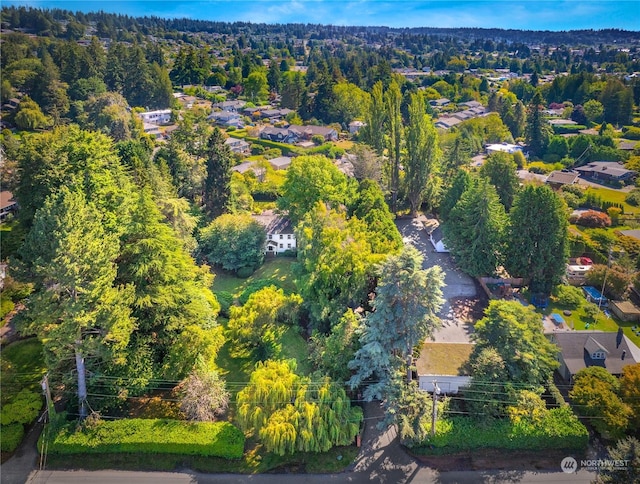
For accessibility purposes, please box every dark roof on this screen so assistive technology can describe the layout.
[553,330,640,377]
[252,210,294,235]
[575,162,636,179]
[546,170,579,185]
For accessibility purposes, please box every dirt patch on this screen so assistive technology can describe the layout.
[449,291,488,323]
[409,448,581,472]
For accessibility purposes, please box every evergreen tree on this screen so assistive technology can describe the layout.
[479,152,520,211]
[349,246,444,400]
[17,188,134,419]
[525,90,551,158]
[116,191,222,383]
[203,128,233,219]
[439,169,471,221]
[505,184,568,295]
[404,92,441,216]
[442,178,507,277]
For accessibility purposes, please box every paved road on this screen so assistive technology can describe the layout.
[21,401,596,484]
[395,217,476,343]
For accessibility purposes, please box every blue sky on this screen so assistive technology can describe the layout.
[5,1,640,31]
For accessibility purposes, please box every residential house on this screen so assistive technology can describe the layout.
[212,100,247,113]
[208,111,244,129]
[486,143,523,155]
[349,120,365,134]
[289,125,338,142]
[139,109,172,125]
[0,191,18,221]
[232,161,266,179]
[224,137,250,155]
[260,126,299,144]
[252,210,296,254]
[435,117,463,129]
[429,98,451,109]
[548,118,578,127]
[416,342,473,394]
[575,162,637,184]
[268,156,292,170]
[550,331,640,382]
[546,170,579,188]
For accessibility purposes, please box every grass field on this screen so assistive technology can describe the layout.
[416,343,473,376]
[0,338,46,403]
[212,257,297,296]
[584,186,637,215]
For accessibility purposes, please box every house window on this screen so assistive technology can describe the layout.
[287,234,291,239]
[268,234,272,240]
[593,351,605,359]
[279,234,283,240]
[287,243,291,248]
[268,246,273,251]
[279,243,283,248]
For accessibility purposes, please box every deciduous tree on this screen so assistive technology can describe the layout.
[569,366,631,439]
[199,213,266,275]
[404,92,441,216]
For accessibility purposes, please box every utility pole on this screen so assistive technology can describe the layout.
[41,373,55,419]
[431,380,440,437]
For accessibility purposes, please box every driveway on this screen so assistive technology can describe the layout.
[395,218,477,343]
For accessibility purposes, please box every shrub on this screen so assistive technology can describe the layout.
[413,407,588,454]
[626,188,640,206]
[0,423,25,452]
[622,126,640,140]
[47,419,245,459]
[1,389,42,425]
[215,291,234,317]
[553,285,584,308]
[575,210,611,228]
[250,143,265,155]
[1,297,15,318]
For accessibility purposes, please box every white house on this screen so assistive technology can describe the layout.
[349,120,365,134]
[252,210,296,254]
[224,137,250,154]
[486,143,523,155]
[139,109,172,125]
[416,342,473,395]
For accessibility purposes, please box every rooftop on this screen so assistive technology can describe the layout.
[416,342,473,376]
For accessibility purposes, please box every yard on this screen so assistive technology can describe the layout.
[584,186,637,216]
[211,257,297,296]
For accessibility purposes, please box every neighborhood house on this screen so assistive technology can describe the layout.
[138,109,172,125]
[252,210,296,254]
[551,330,640,382]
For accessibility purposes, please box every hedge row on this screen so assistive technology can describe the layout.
[1,423,24,452]
[413,407,588,455]
[47,419,245,459]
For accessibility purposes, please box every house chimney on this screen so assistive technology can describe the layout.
[622,350,626,360]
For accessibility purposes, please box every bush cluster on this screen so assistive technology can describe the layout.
[47,419,245,459]
[571,210,611,228]
[1,423,24,452]
[414,407,588,454]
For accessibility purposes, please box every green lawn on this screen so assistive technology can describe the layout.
[212,257,297,297]
[0,338,47,403]
[536,300,640,348]
[584,186,636,215]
